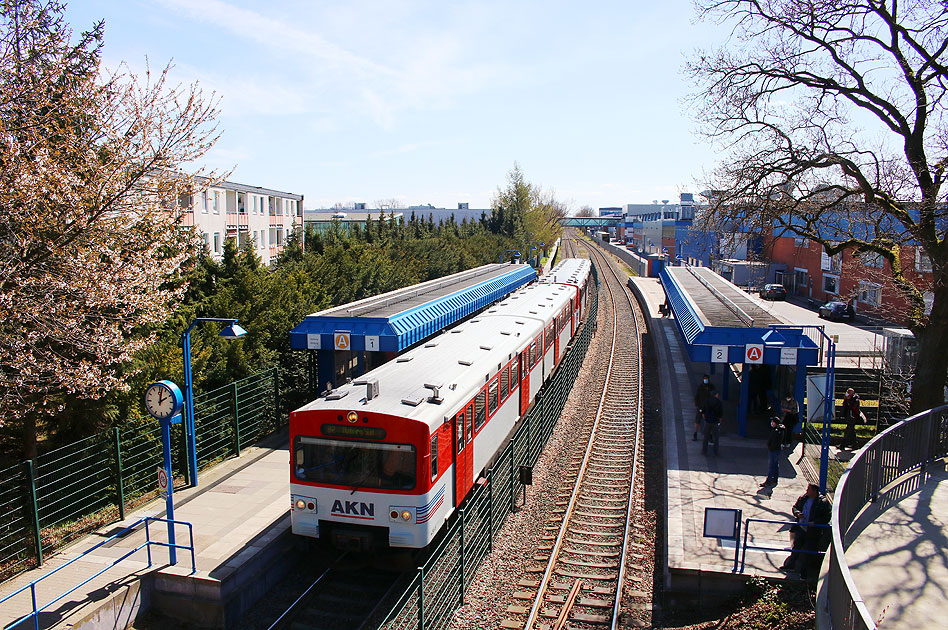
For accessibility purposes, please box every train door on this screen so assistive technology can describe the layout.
[453,405,474,505]
[519,350,530,412]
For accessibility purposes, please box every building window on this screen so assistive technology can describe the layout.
[924,291,934,315]
[821,249,842,274]
[213,191,220,213]
[823,274,839,295]
[794,237,809,248]
[213,232,221,254]
[858,281,882,306]
[861,252,884,268]
[916,249,933,273]
[201,191,208,213]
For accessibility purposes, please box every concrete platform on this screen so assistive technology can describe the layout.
[0,434,295,629]
[837,468,948,628]
[631,276,814,599]
[634,272,948,622]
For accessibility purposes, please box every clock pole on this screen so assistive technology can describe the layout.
[144,380,184,566]
[159,413,179,565]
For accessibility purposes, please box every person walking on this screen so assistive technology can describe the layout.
[694,375,715,441]
[702,390,723,455]
[780,392,800,447]
[781,483,832,579]
[761,417,785,487]
[841,388,861,448]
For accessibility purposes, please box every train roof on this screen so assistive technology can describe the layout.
[292,282,575,430]
[539,258,591,285]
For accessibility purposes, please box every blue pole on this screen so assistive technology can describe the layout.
[160,417,177,565]
[182,328,198,486]
[819,342,836,493]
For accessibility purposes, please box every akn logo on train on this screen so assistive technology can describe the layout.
[331,499,374,518]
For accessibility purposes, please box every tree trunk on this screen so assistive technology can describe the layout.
[910,286,948,414]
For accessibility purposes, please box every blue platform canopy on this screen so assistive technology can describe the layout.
[291,263,536,352]
[661,266,821,365]
[660,265,822,437]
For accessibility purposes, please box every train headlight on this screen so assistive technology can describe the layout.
[292,496,317,513]
[389,506,415,523]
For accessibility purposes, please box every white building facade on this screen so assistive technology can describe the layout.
[181,180,303,265]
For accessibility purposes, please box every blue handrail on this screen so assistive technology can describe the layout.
[1,516,195,630]
[740,517,830,573]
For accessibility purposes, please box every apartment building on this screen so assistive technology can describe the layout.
[180,179,303,265]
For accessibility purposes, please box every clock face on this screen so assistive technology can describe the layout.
[145,382,181,419]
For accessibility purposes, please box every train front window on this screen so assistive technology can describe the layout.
[293,437,416,490]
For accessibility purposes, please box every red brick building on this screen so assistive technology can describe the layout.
[762,233,935,324]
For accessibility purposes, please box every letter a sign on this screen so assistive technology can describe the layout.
[744,344,764,364]
[334,332,351,351]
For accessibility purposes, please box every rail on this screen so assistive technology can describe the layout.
[685,265,755,327]
[0,516,195,630]
[827,403,948,630]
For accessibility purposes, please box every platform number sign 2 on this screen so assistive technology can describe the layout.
[711,345,729,363]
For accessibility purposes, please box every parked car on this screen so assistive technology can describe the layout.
[760,283,788,300]
[818,301,855,322]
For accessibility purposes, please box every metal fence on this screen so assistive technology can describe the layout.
[379,264,600,630]
[0,368,281,584]
[826,403,948,630]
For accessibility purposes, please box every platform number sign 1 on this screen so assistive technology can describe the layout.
[711,345,729,363]
[745,343,764,364]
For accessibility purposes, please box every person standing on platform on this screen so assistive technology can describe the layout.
[702,390,723,455]
[694,375,715,441]
[780,392,800,447]
[761,417,785,487]
[841,388,861,448]
[781,483,831,579]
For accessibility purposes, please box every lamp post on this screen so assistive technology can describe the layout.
[182,317,247,486]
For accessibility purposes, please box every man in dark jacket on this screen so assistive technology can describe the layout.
[761,417,785,487]
[694,375,715,441]
[702,390,723,455]
[841,388,861,448]
[781,483,831,578]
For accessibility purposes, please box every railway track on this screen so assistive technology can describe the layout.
[266,552,402,630]
[500,232,648,630]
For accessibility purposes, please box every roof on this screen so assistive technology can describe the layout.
[539,258,592,285]
[289,263,538,353]
[661,265,821,365]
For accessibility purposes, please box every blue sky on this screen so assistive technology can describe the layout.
[65,0,722,211]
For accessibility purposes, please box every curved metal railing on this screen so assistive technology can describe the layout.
[827,403,948,629]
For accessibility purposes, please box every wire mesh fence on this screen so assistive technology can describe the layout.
[380,264,599,630]
[0,367,282,584]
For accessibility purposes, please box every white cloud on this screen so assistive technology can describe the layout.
[154,0,515,130]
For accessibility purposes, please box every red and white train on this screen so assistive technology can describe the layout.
[289,258,592,550]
